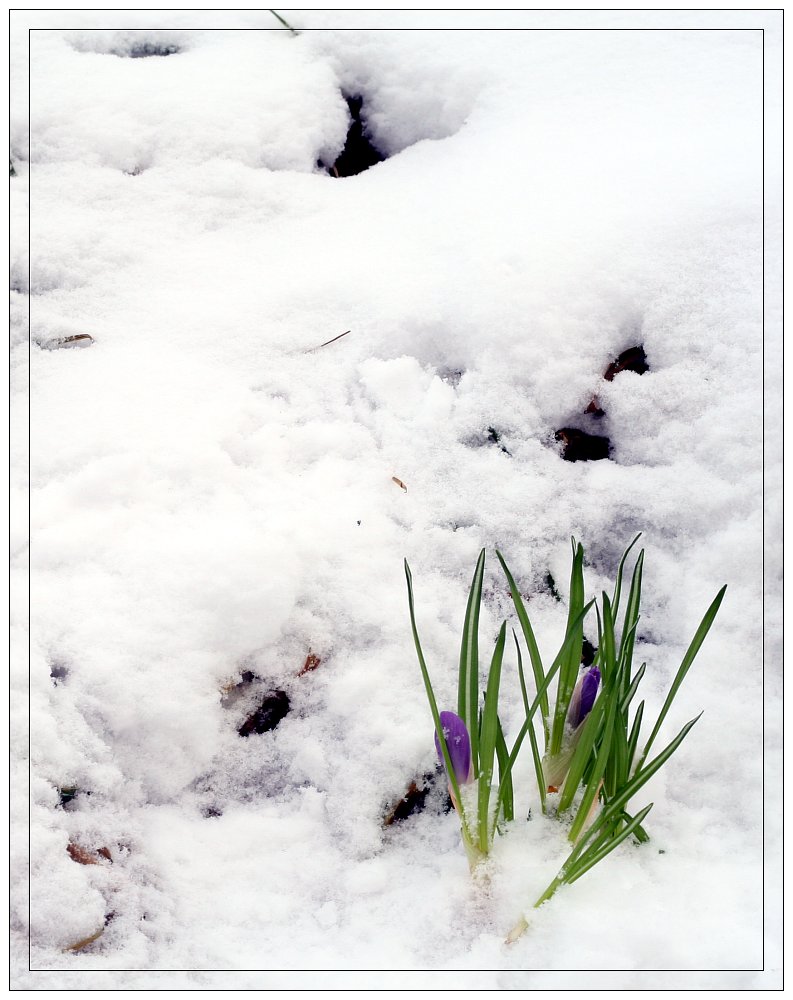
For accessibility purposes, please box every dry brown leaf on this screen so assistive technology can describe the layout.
[391,476,408,492]
[298,651,321,676]
[67,842,104,866]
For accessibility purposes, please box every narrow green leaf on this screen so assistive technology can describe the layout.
[550,541,586,756]
[575,712,703,858]
[496,551,549,745]
[601,592,616,688]
[618,551,644,683]
[479,622,507,851]
[459,549,486,774]
[495,714,514,825]
[636,585,726,771]
[620,662,646,713]
[533,799,653,908]
[404,560,467,829]
[611,702,631,793]
[566,802,654,884]
[620,809,650,843]
[610,533,642,619]
[627,699,645,771]
[514,630,546,813]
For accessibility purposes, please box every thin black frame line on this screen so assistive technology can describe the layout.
[761,23,765,978]
[8,6,786,16]
[26,18,31,980]
[20,20,773,980]
[16,26,771,32]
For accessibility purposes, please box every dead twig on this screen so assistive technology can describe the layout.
[304,330,351,354]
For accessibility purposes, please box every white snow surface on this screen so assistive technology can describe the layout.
[11,9,781,990]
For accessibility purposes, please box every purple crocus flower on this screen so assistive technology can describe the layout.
[434,711,474,787]
[567,667,601,729]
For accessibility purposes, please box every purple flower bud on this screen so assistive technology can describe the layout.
[434,711,473,785]
[567,667,601,729]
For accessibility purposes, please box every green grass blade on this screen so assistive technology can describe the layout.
[550,541,586,756]
[580,711,703,854]
[610,533,642,619]
[533,799,652,908]
[479,622,507,850]
[601,592,616,688]
[459,549,486,775]
[620,662,646,713]
[611,701,631,793]
[404,560,466,828]
[620,809,650,843]
[514,630,546,813]
[496,551,550,745]
[495,714,514,825]
[636,585,726,771]
[566,802,654,884]
[627,699,645,771]
[618,551,644,681]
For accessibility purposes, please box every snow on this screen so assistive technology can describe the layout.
[11,8,781,990]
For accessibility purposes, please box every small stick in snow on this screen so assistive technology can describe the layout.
[391,476,408,492]
[269,9,299,35]
[304,329,351,353]
[44,334,95,350]
[65,926,105,952]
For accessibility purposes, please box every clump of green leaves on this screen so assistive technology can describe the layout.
[406,534,726,939]
[405,550,591,868]
[405,552,510,868]
[500,535,725,936]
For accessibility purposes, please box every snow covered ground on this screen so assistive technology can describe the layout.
[11,9,782,990]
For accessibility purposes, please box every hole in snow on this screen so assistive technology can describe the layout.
[587,344,649,417]
[238,690,290,737]
[323,94,386,177]
[555,426,611,463]
[604,344,650,382]
[220,671,291,736]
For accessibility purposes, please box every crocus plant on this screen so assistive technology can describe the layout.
[406,535,726,942]
[405,554,512,869]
